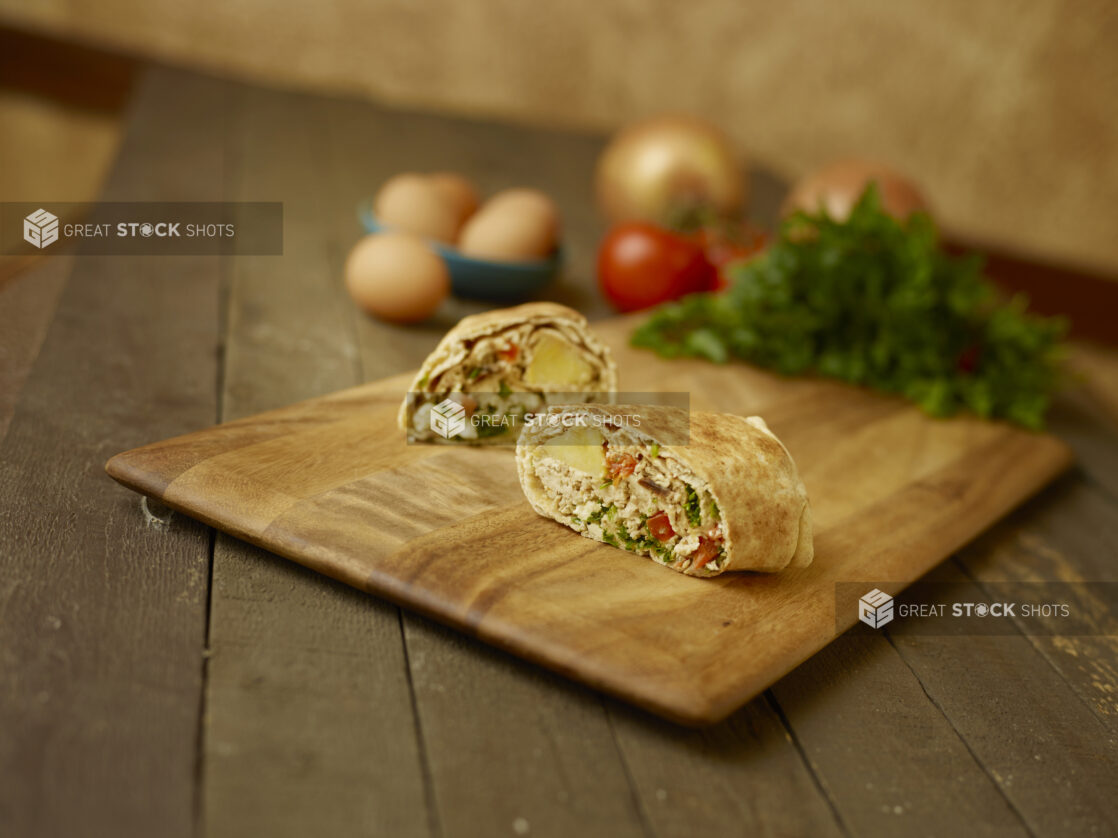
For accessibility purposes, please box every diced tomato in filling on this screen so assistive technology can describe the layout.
[498,344,519,362]
[606,452,638,484]
[691,536,722,570]
[647,511,675,542]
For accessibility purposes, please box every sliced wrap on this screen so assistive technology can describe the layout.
[400,302,617,444]
[516,404,813,576]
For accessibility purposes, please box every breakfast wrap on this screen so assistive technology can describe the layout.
[400,302,617,444]
[516,404,813,576]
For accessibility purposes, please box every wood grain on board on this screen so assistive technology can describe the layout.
[106,315,1072,725]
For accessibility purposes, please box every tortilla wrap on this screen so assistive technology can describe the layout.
[399,302,617,444]
[516,404,813,576]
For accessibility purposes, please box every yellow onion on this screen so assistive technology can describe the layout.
[782,159,931,221]
[595,115,747,224]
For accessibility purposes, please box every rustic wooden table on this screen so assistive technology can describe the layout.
[2,66,1117,838]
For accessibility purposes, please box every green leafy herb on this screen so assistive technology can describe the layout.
[649,443,660,459]
[631,185,1066,429]
[708,500,720,521]
[498,380,512,398]
[616,522,637,549]
[684,486,702,527]
[467,366,484,381]
[570,516,582,526]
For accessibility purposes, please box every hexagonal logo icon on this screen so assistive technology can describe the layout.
[24,208,59,249]
[430,398,466,439]
[858,588,894,628]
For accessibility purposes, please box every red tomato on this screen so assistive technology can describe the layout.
[498,343,519,362]
[647,511,675,542]
[597,222,714,312]
[606,452,638,483]
[691,536,722,570]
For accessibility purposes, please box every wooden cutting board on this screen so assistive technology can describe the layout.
[105,317,1071,725]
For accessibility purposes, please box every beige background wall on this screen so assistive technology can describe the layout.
[2,0,1116,273]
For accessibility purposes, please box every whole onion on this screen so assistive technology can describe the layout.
[782,159,930,221]
[595,115,747,224]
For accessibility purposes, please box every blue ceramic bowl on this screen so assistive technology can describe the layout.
[357,200,561,302]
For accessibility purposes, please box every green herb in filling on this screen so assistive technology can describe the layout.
[649,443,659,458]
[467,366,483,381]
[498,380,512,398]
[616,522,638,550]
[684,486,702,527]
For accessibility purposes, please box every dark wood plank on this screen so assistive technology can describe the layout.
[770,635,1030,838]
[200,83,431,838]
[957,472,1118,730]
[400,620,651,838]
[0,67,222,837]
[0,256,70,444]
[887,562,1118,836]
[1050,387,1118,502]
[607,696,848,838]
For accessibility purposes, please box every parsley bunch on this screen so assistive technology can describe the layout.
[631,187,1066,429]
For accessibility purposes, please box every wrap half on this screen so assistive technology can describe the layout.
[516,404,813,576]
[399,302,617,444]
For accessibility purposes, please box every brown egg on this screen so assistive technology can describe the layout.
[374,173,459,243]
[344,232,449,324]
[484,188,561,239]
[429,172,481,230]
[458,191,560,262]
[782,159,931,221]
